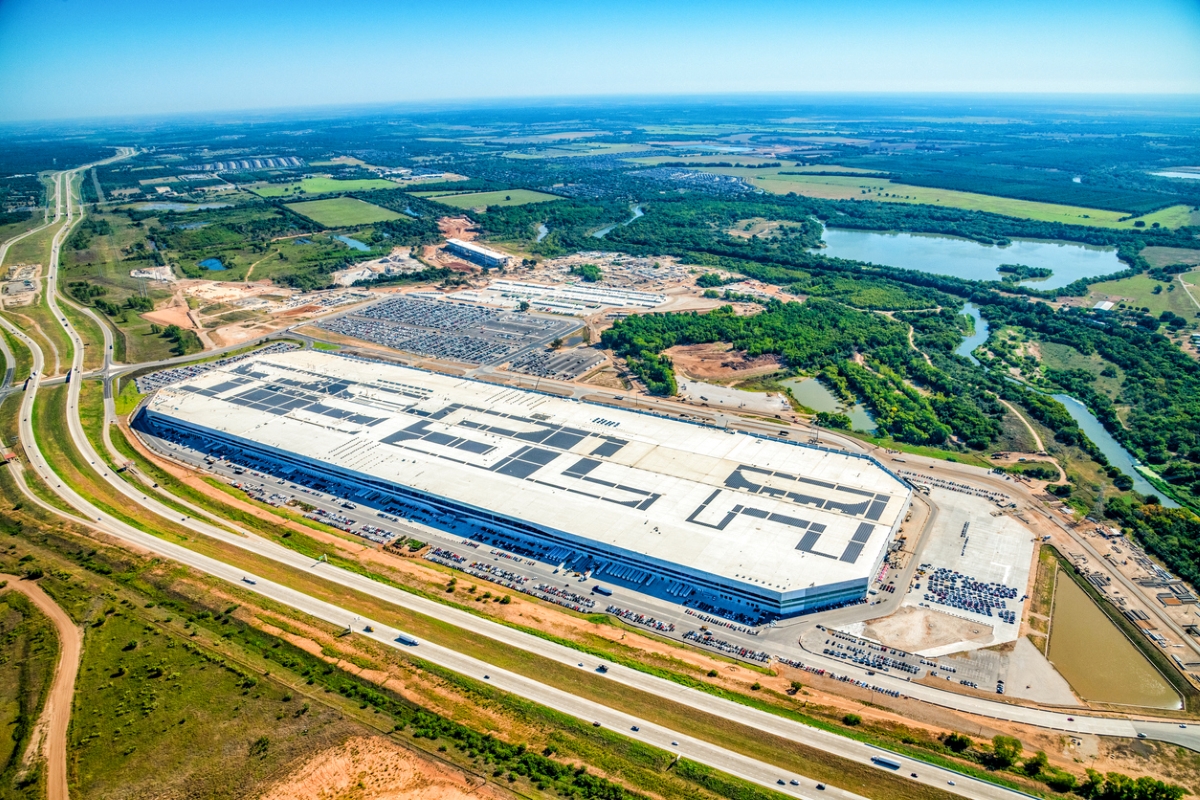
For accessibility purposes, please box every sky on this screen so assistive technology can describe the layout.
[0,0,1198,122]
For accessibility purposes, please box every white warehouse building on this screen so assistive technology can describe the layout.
[136,350,911,617]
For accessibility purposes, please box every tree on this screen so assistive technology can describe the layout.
[942,732,972,753]
[1022,750,1048,776]
[990,735,1022,768]
[518,300,530,312]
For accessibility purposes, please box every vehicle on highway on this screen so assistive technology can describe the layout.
[815,784,825,791]
[790,780,799,785]
[592,721,601,727]
[631,725,639,732]
[592,585,613,596]
[242,576,256,584]
[395,633,419,646]
[871,756,902,770]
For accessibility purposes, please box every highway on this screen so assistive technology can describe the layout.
[4,151,1198,800]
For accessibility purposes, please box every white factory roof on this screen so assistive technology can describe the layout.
[446,238,509,260]
[145,350,909,597]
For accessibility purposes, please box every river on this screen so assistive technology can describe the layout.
[820,228,1124,290]
[955,303,988,365]
[1050,394,1178,506]
[951,304,1172,501]
[593,204,643,239]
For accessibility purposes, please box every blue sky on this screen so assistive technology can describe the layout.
[0,0,1197,122]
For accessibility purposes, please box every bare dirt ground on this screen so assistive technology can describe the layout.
[863,605,995,652]
[654,294,739,314]
[3,574,80,800]
[583,366,628,390]
[142,293,195,329]
[665,342,783,380]
[437,216,478,242]
[207,320,271,348]
[260,736,499,800]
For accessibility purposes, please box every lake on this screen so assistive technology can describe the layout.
[197,258,226,271]
[1048,569,1180,709]
[819,228,1125,290]
[537,223,549,243]
[140,202,230,212]
[779,377,876,432]
[334,235,370,251]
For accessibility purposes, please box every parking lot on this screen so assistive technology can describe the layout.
[506,347,605,380]
[317,294,577,365]
[134,342,299,393]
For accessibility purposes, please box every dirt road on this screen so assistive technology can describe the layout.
[3,574,80,800]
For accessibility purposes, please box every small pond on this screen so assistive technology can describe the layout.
[779,377,876,432]
[197,258,226,271]
[334,235,370,251]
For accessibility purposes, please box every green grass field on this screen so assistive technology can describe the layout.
[250,176,399,197]
[0,589,58,799]
[1087,272,1200,320]
[1039,341,1126,400]
[427,189,561,209]
[672,167,1191,229]
[284,197,403,227]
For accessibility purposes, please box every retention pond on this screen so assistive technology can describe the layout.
[1047,569,1180,709]
[779,377,876,433]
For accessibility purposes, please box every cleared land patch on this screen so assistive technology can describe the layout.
[261,736,502,800]
[284,197,404,227]
[665,342,784,380]
[251,176,399,198]
[427,189,562,210]
[727,217,811,239]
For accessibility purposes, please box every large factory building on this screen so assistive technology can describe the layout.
[136,350,911,617]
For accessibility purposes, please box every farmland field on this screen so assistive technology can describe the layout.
[427,189,562,209]
[284,197,404,227]
[691,168,1192,229]
[251,176,400,197]
[1142,246,1200,268]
